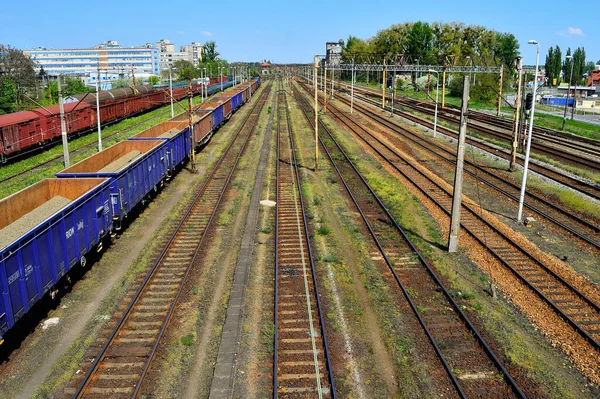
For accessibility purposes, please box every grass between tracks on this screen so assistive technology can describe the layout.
[306,90,599,398]
[0,95,206,200]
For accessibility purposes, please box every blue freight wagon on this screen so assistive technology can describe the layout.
[225,90,243,112]
[0,178,113,342]
[129,120,190,173]
[55,140,168,228]
[540,96,574,107]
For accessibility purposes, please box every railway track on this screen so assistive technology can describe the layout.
[341,82,600,164]
[293,87,526,398]
[396,98,600,169]
[330,92,600,250]
[301,81,600,361]
[274,84,336,397]
[65,84,270,398]
[338,84,600,202]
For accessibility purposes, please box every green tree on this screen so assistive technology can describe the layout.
[563,48,572,85]
[0,44,37,111]
[572,47,586,84]
[172,60,200,80]
[148,75,160,85]
[0,79,17,114]
[493,32,520,71]
[406,21,435,63]
[203,41,219,62]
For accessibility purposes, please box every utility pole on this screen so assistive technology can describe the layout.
[169,68,174,118]
[382,58,386,110]
[96,67,102,152]
[323,62,327,113]
[350,58,355,114]
[131,64,137,95]
[510,57,523,171]
[188,74,196,172]
[517,40,541,223]
[390,67,395,117]
[58,75,70,167]
[331,67,334,100]
[448,76,470,253]
[441,69,446,108]
[497,64,503,116]
[314,55,319,171]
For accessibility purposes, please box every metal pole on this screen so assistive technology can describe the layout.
[562,56,573,130]
[96,71,102,152]
[517,41,540,223]
[58,75,70,167]
[510,57,523,170]
[169,68,174,118]
[390,67,395,117]
[314,55,319,171]
[330,67,334,99]
[429,69,439,138]
[382,58,386,109]
[441,70,446,108]
[497,64,503,116]
[188,75,196,171]
[323,62,327,113]
[448,75,470,252]
[351,58,355,114]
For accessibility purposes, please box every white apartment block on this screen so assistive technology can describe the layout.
[25,40,160,77]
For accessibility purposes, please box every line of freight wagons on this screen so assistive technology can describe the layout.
[0,78,260,343]
[0,76,235,162]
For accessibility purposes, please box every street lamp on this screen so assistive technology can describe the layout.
[562,55,574,130]
[517,40,540,223]
[428,69,440,138]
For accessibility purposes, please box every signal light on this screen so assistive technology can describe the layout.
[525,93,533,110]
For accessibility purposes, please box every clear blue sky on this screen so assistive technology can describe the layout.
[0,0,596,66]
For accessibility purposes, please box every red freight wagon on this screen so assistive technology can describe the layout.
[0,102,92,157]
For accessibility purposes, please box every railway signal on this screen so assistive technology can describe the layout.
[525,92,533,111]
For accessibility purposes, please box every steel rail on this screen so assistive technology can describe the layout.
[294,88,526,398]
[332,93,600,249]
[274,82,336,397]
[72,84,270,398]
[356,92,600,201]
[304,85,600,353]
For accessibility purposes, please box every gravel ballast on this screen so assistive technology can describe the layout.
[97,151,142,173]
[0,196,71,250]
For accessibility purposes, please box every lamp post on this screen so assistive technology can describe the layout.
[517,40,540,223]
[428,69,440,138]
[562,55,574,130]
